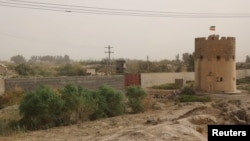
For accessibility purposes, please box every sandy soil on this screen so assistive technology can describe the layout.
[1,92,250,141]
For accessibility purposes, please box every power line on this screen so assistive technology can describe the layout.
[4,0,250,16]
[4,0,247,15]
[1,0,250,18]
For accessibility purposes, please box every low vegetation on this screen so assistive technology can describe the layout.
[236,77,250,93]
[0,84,149,134]
[18,84,126,130]
[236,77,250,85]
[151,83,178,90]
[0,87,24,109]
[177,87,212,102]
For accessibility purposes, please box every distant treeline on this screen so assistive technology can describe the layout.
[29,55,70,63]
[10,54,71,64]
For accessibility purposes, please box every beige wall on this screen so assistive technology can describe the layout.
[141,69,250,88]
[236,69,250,79]
[141,72,194,88]
[2,69,250,94]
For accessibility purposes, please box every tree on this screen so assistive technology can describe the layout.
[63,54,70,62]
[175,54,180,62]
[182,52,194,72]
[182,53,190,64]
[246,55,250,63]
[187,53,194,72]
[10,55,26,64]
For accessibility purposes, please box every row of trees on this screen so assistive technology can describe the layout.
[14,63,88,76]
[10,55,71,64]
[125,52,194,73]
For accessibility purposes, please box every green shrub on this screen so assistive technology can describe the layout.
[78,89,98,121]
[151,83,178,90]
[97,85,124,117]
[19,85,64,130]
[18,83,125,130]
[60,84,98,122]
[60,83,82,122]
[126,86,147,113]
[15,63,34,75]
[180,87,196,95]
[89,85,125,120]
[60,84,124,121]
[178,95,211,102]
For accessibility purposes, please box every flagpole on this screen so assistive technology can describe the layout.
[209,26,216,35]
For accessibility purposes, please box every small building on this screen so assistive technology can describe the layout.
[194,35,236,93]
[116,60,126,74]
[86,68,96,76]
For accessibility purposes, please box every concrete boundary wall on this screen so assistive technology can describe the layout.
[141,72,194,88]
[236,69,250,79]
[2,69,250,94]
[141,69,250,88]
[4,75,124,92]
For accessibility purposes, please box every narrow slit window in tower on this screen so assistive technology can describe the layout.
[216,56,221,61]
[200,56,203,61]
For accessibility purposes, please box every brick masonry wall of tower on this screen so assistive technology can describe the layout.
[194,35,236,93]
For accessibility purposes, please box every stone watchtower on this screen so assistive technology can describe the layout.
[194,35,236,93]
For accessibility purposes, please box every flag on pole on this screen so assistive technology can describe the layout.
[210,26,215,31]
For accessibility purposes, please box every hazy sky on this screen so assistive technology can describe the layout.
[1,0,250,62]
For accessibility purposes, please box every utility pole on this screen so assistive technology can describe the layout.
[105,45,114,75]
[147,56,150,72]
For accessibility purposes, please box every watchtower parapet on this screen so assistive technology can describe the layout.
[195,35,235,61]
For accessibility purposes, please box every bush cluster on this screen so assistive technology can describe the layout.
[177,87,211,102]
[0,84,148,132]
[18,84,127,130]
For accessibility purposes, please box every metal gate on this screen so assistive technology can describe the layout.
[124,74,141,88]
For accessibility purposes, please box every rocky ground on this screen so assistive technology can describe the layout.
[1,90,250,141]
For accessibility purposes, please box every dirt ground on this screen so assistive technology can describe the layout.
[1,90,250,141]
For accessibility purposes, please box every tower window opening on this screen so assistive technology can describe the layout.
[200,56,203,60]
[216,56,221,61]
[216,77,223,82]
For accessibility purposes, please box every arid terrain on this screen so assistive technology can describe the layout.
[1,90,250,141]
